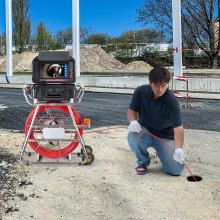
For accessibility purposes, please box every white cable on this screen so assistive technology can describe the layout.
[23,84,34,106]
[74,84,85,104]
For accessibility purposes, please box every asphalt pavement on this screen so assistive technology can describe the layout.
[0,88,219,132]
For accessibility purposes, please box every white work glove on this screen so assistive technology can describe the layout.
[173,148,185,164]
[128,120,142,133]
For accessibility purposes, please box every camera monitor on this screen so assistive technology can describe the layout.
[40,63,69,79]
[32,51,75,84]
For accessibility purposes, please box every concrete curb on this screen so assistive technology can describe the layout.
[0,83,219,100]
[1,74,220,93]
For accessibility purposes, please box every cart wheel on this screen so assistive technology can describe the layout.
[81,145,93,155]
[82,153,94,165]
[25,105,83,158]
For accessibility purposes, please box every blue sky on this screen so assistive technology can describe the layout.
[0,0,145,37]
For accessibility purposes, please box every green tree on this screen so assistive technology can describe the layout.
[12,0,31,53]
[85,33,111,45]
[35,22,53,51]
[137,0,220,68]
[108,29,166,58]
[117,29,166,44]
[0,33,6,55]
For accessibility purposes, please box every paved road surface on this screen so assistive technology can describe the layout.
[0,88,219,132]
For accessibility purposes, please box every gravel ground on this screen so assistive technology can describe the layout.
[0,89,220,219]
[0,129,219,220]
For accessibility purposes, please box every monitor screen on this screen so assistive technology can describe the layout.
[40,63,69,79]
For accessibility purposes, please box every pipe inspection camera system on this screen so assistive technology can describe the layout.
[20,51,94,165]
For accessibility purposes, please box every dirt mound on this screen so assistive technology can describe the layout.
[0,52,38,72]
[78,46,126,71]
[0,57,6,71]
[0,47,152,72]
[0,57,5,65]
[13,52,38,72]
[124,61,152,72]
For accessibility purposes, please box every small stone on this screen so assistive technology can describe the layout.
[17,193,25,198]
[5,207,13,213]
[22,196,28,201]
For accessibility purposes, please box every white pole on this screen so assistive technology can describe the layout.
[172,0,183,76]
[72,0,80,77]
[6,0,13,77]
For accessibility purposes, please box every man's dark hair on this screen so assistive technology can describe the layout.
[149,67,171,84]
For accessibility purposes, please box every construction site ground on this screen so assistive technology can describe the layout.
[0,89,219,220]
[0,46,220,219]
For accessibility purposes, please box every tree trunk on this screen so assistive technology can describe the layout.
[210,56,218,69]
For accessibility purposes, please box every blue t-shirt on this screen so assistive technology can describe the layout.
[129,84,182,139]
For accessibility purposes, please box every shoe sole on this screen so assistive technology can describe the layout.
[136,170,147,175]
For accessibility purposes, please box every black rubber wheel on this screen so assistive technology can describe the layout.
[82,153,94,165]
[81,145,93,155]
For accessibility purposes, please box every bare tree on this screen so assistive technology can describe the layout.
[56,28,72,45]
[12,0,31,53]
[80,27,93,44]
[137,0,172,37]
[182,0,220,68]
[137,0,220,68]
[117,29,166,44]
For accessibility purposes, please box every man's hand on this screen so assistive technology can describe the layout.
[173,148,185,164]
[128,120,142,133]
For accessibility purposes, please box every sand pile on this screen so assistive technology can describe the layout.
[0,46,152,72]
[79,46,126,71]
[0,57,5,69]
[12,52,38,72]
[0,52,38,72]
[0,57,5,63]
[125,61,152,72]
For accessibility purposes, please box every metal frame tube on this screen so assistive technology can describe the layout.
[5,0,13,77]
[172,0,183,76]
[72,0,80,77]
[20,105,40,161]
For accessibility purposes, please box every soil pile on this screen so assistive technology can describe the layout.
[0,52,38,72]
[79,46,126,71]
[0,57,5,67]
[0,46,152,73]
[12,52,38,72]
[124,60,152,72]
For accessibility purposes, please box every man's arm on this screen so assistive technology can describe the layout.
[127,109,138,122]
[174,125,184,148]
